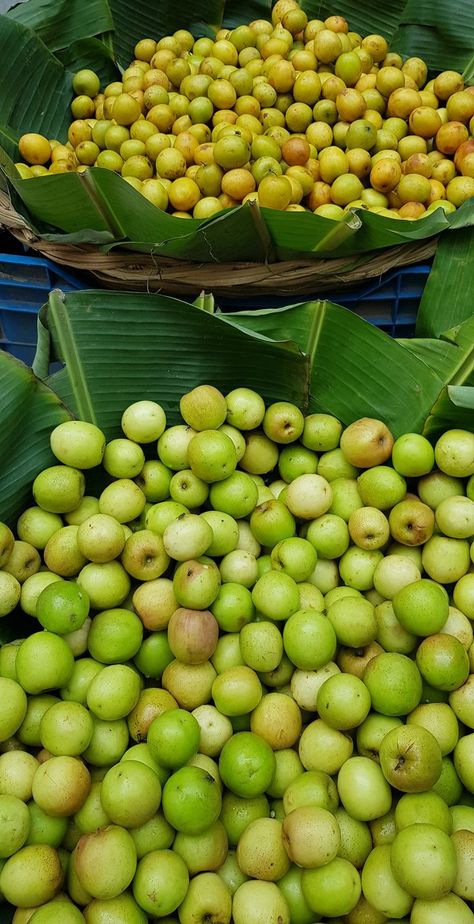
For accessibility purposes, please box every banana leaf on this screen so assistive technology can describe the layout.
[423,385,474,438]
[0,17,72,156]
[415,228,474,338]
[36,289,310,434]
[400,315,474,386]
[261,200,474,261]
[4,154,474,261]
[390,0,474,73]
[220,298,444,435]
[5,285,469,531]
[223,0,272,27]
[0,351,71,528]
[107,0,223,66]
[6,0,114,52]
[464,54,474,84]
[30,288,445,439]
[55,38,120,88]
[0,283,471,606]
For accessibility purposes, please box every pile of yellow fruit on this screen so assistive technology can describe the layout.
[16,0,474,221]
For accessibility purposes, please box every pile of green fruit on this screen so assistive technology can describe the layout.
[1,384,474,923]
[15,0,474,222]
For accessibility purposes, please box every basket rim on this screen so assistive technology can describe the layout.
[0,187,438,297]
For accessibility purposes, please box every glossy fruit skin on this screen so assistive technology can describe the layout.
[390,823,457,899]
[219,732,276,798]
[363,652,422,715]
[162,766,222,834]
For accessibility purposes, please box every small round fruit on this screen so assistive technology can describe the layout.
[340,418,394,467]
[15,632,74,694]
[0,677,27,742]
[390,823,457,899]
[50,420,106,469]
[73,69,101,97]
[162,766,222,834]
[219,731,276,798]
[100,760,162,828]
[33,465,85,514]
[18,133,51,165]
[282,805,341,868]
[147,708,200,768]
[258,174,293,210]
[232,880,290,924]
[36,580,90,634]
[393,579,449,637]
[435,429,474,477]
[363,651,422,716]
[121,400,167,442]
[0,844,63,907]
[392,432,435,477]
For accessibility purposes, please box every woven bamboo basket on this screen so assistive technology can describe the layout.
[0,188,438,299]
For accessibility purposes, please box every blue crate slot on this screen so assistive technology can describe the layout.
[1,303,43,343]
[0,253,87,366]
[331,263,432,337]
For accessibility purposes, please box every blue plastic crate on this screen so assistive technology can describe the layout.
[0,253,87,365]
[329,262,432,338]
[218,262,432,338]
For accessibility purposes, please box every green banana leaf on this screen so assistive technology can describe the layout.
[107,0,223,67]
[223,0,272,28]
[37,289,310,434]
[0,284,466,540]
[423,385,474,437]
[0,283,471,618]
[6,0,114,53]
[415,228,474,338]
[261,200,474,261]
[390,0,474,74]
[0,351,71,528]
[399,315,474,386]
[220,298,444,434]
[30,287,445,439]
[463,54,474,84]
[0,17,72,155]
[55,38,122,89]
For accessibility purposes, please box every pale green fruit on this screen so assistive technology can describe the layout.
[0,794,30,858]
[0,844,63,907]
[121,400,167,443]
[180,385,227,431]
[0,571,21,617]
[50,420,106,469]
[33,466,85,514]
[0,522,14,568]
